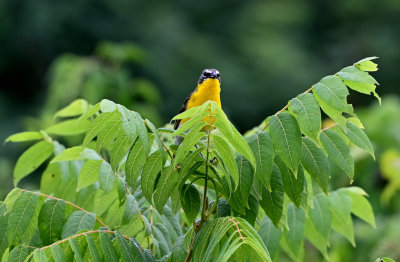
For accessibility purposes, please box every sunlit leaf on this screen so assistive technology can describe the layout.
[14,141,54,186]
[289,93,321,143]
[247,132,274,191]
[269,112,302,176]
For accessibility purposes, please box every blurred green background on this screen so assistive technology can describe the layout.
[1,0,400,261]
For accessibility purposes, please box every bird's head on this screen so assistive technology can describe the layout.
[198,68,221,84]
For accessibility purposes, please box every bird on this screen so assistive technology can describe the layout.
[173,68,222,132]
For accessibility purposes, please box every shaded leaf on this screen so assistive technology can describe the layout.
[260,164,284,227]
[180,184,201,224]
[301,137,329,193]
[275,156,304,207]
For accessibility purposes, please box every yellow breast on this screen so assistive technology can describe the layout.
[181,78,221,126]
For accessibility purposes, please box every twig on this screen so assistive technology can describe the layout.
[20,189,106,227]
[261,85,314,131]
[322,123,338,131]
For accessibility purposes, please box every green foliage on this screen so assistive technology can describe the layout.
[1,58,380,261]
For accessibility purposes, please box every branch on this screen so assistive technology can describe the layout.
[20,189,106,227]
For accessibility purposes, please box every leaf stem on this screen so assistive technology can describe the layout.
[20,188,107,227]
[261,85,314,131]
[24,230,129,261]
[184,104,213,262]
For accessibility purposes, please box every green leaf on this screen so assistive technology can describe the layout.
[354,56,378,72]
[301,137,329,193]
[320,129,354,180]
[115,232,134,262]
[153,166,179,212]
[99,161,115,193]
[340,187,375,228]
[141,150,163,203]
[8,245,29,262]
[77,160,101,191]
[314,92,347,130]
[258,217,282,260]
[46,119,91,136]
[212,133,239,187]
[33,249,48,262]
[117,105,137,139]
[61,211,96,238]
[344,122,375,159]
[125,138,147,188]
[275,156,304,207]
[217,199,231,217]
[51,146,101,163]
[180,184,201,224]
[85,233,101,262]
[83,112,116,145]
[247,132,274,190]
[174,121,206,166]
[375,258,396,262]
[337,66,380,103]
[289,93,321,142]
[329,191,355,246]
[38,199,66,245]
[304,194,331,259]
[260,164,284,227]
[100,99,116,113]
[99,231,118,262]
[236,156,254,208]
[78,102,100,121]
[269,112,302,176]
[96,113,122,150]
[192,217,271,262]
[55,99,88,118]
[172,110,209,137]
[0,204,9,257]
[313,75,353,114]
[133,111,150,156]
[5,131,43,143]
[51,244,66,262]
[283,205,305,259]
[110,134,135,170]
[145,119,167,163]
[13,140,54,186]
[69,238,83,262]
[172,103,207,121]
[122,195,137,225]
[240,194,258,226]
[8,192,39,244]
[214,106,256,168]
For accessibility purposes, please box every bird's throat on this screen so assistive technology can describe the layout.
[187,79,221,109]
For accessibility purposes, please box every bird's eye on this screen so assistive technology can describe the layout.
[216,73,220,77]
[203,72,211,77]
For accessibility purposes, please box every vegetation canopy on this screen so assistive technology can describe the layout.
[2,57,380,261]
